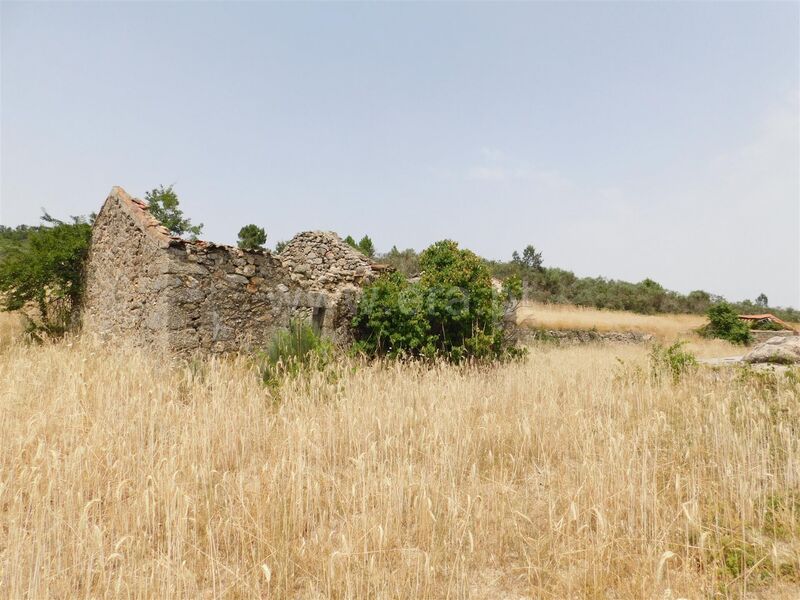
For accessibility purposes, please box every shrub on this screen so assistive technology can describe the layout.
[351,271,434,358]
[353,240,517,361]
[750,318,783,331]
[699,302,752,345]
[257,320,332,386]
[0,213,92,339]
[650,341,697,383]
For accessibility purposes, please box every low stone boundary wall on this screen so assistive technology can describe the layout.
[518,328,653,346]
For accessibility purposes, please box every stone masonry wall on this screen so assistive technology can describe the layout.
[82,190,178,348]
[159,242,330,353]
[83,188,385,354]
[516,328,654,346]
[279,231,383,291]
[277,231,386,344]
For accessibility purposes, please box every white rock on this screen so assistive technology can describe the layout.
[743,335,800,364]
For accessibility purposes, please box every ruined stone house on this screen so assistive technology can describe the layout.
[82,187,386,353]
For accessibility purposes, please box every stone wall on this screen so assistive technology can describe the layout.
[517,328,654,346]
[277,231,387,344]
[83,187,385,354]
[158,242,314,353]
[82,189,179,349]
[279,231,383,291]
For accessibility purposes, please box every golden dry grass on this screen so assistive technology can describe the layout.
[1,318,799,598]
[0,312,23,348]
[516,302,707,340]
[515,302,751,359]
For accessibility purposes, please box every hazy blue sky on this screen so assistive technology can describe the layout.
[2,2,798,306]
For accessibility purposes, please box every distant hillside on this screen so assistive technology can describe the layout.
[379,244,800,322]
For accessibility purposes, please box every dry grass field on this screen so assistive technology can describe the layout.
[1,312,799,599]
[514,302,755,359]
[516,301,708,340]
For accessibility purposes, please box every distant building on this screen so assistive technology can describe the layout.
[738,313,796,332]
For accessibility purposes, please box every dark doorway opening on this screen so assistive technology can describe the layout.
[312,306,325,334]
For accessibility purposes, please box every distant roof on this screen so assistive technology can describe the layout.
[738,313,796,331]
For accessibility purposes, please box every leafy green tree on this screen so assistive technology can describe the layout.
[145,185,203,239]
[699,302,751,345]
[0,213,92,338]
[354,240,516,361]
[342,234,376,257]
[521,245,543,271]
[0,224,35,250]
[686,290,712,313]
[381,246,420,276]
[357,235,376,258]
[274,240,287,254]
[418,240,503,359]
[755,293,769,308]
[502,274,523,304]
[237,224,267,250]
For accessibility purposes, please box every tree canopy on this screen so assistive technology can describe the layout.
[237,224,267,251]
[145,185,203,239]
[0,213,92,337]
[353,240,519,361]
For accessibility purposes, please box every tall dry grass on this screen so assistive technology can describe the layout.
[516,302,707,340]
[1,325,799,598]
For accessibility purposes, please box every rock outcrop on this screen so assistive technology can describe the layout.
[743,335,800,365]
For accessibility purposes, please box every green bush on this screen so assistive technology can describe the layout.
[699,302,752,345]
[353,240,518,361]
[257,320,332,386]
[650,341,698,383]
[351,271,434,358]
[0,214,92,339]
[749,318,783,331]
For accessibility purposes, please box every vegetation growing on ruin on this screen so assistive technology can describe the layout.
[237,223,267,251]
[145,184,203,239]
